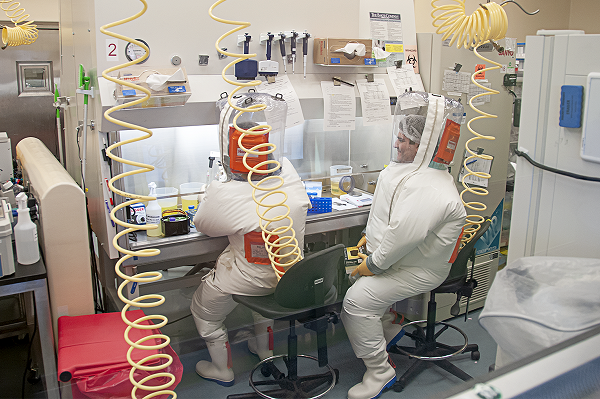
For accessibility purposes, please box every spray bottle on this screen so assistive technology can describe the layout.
[14,193,40,265]
[146,182,162,237]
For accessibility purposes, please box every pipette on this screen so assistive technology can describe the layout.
[279,32,286,73]
[290,31,298,74]
[301,31,310,79]
[259,32,278,83]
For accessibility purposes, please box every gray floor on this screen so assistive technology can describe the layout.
[6,276,498,399]
[155,283,498,399]
[167,309,497,399]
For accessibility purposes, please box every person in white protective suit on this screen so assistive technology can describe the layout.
[341,93,466,399]
[190,104,310,386]
[190,160,309,386]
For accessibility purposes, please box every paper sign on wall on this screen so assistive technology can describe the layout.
[404,45,419,73]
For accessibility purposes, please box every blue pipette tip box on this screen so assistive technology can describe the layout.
[307,197,332,214]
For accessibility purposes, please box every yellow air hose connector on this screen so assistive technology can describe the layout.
[209,0,301,280]
[100,1,176,398]
[0,0,37,48]
[431,0,508,244]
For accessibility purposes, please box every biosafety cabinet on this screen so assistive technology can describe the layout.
[58,0,421,308]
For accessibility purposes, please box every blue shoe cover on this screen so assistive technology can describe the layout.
[386,329,406,351]
[200,375,235,387]
[370,375,397,399]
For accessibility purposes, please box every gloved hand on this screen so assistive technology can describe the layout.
[350,253,374,277]
[357,235,366,250]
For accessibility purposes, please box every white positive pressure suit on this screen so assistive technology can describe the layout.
[190,157,310,386]
[341,93,466,399]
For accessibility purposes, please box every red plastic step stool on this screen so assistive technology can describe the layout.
[57,310,182,399]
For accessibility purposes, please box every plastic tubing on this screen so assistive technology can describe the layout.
[209,0,302,280]
[431,0,507,49]
[431,0,508,244]
[0,0,37,47]
[99,1,176,398]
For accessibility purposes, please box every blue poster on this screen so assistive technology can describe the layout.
[474,199,503,256]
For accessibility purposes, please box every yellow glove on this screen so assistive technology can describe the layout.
[351,253,374,277]
[357,235,366,250]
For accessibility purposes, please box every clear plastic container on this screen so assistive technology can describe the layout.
[155,187,178,213]
[179,182,202,212]
[330,165,352,197]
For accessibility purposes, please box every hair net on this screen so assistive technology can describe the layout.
[398,114,426,144]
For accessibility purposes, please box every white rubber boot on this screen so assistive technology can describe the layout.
[382,309,405,351]
[196,339,235,387]
[247,312,274,360]
[347,351,396,399]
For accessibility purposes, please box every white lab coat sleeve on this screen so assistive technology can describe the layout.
[369,182,453,272]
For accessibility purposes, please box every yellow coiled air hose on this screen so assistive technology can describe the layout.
[209,0,301,280]
[100,1,176,398]
[431,0,508,244]
[0,0,37,48]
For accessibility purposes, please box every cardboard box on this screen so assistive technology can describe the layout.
[344,245,365,274]
[313,38,375,66]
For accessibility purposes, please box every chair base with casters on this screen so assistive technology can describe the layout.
[388,291,480,392]
[388,220,490,392]
[227,244,345,399]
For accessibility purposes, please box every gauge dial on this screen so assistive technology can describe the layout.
[125,39,149,63]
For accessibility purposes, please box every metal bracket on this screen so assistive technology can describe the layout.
[218,48,228,60]
[199,55,209,66]
[365,73,374,83]
[53,96,70,109]
[76,86,95,98]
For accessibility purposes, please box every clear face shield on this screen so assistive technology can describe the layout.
[391,92,464,168]
[216,92,287,182]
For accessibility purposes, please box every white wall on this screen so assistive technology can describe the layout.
[16,0,60,22]
[414,0,571,43]
[569,0,600,34]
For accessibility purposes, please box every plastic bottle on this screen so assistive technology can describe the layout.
[187,205,197,229]
[146,182,162,237]
[14,192,40,265]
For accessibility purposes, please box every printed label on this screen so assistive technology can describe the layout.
[168,85,186,93]
[236,148,258,157]
[147,215,160,225]
[330,58,341,64]
[251,243,268,259]
[474,64,486,80]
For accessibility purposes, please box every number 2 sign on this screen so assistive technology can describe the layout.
[106,39,119,62]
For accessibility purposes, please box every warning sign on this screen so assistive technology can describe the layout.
[474,64,486,80]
